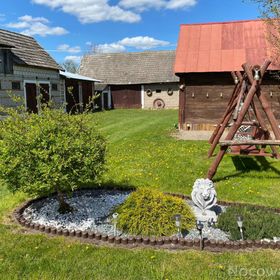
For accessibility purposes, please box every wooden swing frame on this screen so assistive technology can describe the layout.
[207,60,280,179]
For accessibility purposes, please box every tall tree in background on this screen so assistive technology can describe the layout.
[251,0,280,60]
[61,59,79,73]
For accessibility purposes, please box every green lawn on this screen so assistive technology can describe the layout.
[1,109,280,279]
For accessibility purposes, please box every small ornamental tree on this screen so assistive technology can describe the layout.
[0,105,106,213]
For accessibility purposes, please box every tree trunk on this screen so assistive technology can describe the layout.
[56,189,73,214]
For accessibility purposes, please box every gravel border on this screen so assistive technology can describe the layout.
[13,189,280,252]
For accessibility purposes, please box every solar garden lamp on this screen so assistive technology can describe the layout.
[174,214,182,238]
[196,221,204,250]
[112,212,119,236]
[236,215,244,241]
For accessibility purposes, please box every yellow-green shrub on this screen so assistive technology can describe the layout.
[116,188,195,237]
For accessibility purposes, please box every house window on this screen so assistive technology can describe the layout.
[12,81,20,90]
[156,89,161,93]
[52,83,58,91]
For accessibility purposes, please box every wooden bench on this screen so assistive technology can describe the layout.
[219,140,280,147]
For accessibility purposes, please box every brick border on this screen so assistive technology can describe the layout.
[13,190,280,252]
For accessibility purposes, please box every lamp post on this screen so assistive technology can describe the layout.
[236,215,244,241]
[196,221,204,250]
[112,212,119,237]
[174,214,182,238]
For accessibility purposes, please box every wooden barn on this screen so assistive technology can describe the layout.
[79,51,179,109]
[0,29,98,113]
[174,19,280,130]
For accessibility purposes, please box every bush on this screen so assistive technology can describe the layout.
[115,188,195,237]
[217,205,280,240]
[0,106,106,213]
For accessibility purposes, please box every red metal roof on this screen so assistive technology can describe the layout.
[174,19,279,73]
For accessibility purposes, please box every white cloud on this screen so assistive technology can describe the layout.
[64,55,82,62]
[96,43,126,53]
[119,0,197,10]
[119,36,169,50]
[31,0,141,23]
[6,15,68,37]
[57,44,81,53]
[31,0,197,24]
[166,0,197,9]
[95,36,170,53]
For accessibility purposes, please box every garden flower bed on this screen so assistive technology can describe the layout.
[14,188,280,252]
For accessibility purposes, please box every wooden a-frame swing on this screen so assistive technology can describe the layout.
[207,60,280,179]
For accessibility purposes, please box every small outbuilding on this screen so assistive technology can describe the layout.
[79,51,179,109]
[0,29,99,113]
[174,19,280,130]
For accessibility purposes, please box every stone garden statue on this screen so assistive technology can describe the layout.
[191,178,218,223]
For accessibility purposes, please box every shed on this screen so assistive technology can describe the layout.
[59,71,100,113]
[174,19,280,130]
[79,51,179,109]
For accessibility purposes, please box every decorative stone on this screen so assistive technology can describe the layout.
[128,237,135,244]
[108,236,115,243]
[163,237,171,245]
[191,179,218,222]
[114,236,121,244]
[171,237,178,244]
[135,236,142,244]
[39,225,45,232]
[156,238,164,246]
[149,238,156,246]
[143,237,150,245]
[121,237,128,244]
[82,231,88,239]
[101,234,108,241]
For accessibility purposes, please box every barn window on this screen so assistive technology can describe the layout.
[12,81,20,90]
[156,89,161,93]
[0,49,13,74]
[52,83,58,91]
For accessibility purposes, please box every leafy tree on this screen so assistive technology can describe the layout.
[249,0,280,59]
[0,104,106,213]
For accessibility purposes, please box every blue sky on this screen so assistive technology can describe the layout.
[1,0,261,64]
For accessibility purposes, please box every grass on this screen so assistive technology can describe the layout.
[1,109,280,279]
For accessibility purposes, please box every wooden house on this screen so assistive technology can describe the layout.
[0,29,99,113]
[174,19,280,130]
[79,51,179,109]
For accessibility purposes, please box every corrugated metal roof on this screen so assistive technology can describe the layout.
[79,51,179,85]
[174,19,280,73]
[0,29,61,70]
[59,70,101,82]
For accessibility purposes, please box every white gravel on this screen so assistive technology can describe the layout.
[22,189,230,240]
[22,189,130,236]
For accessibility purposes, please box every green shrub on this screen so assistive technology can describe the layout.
[115,188,195,237]
[0,106,106,212]
[218,205,280,240]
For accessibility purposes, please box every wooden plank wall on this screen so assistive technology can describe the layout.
[111,85,141,109]
[179,72,280,130]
